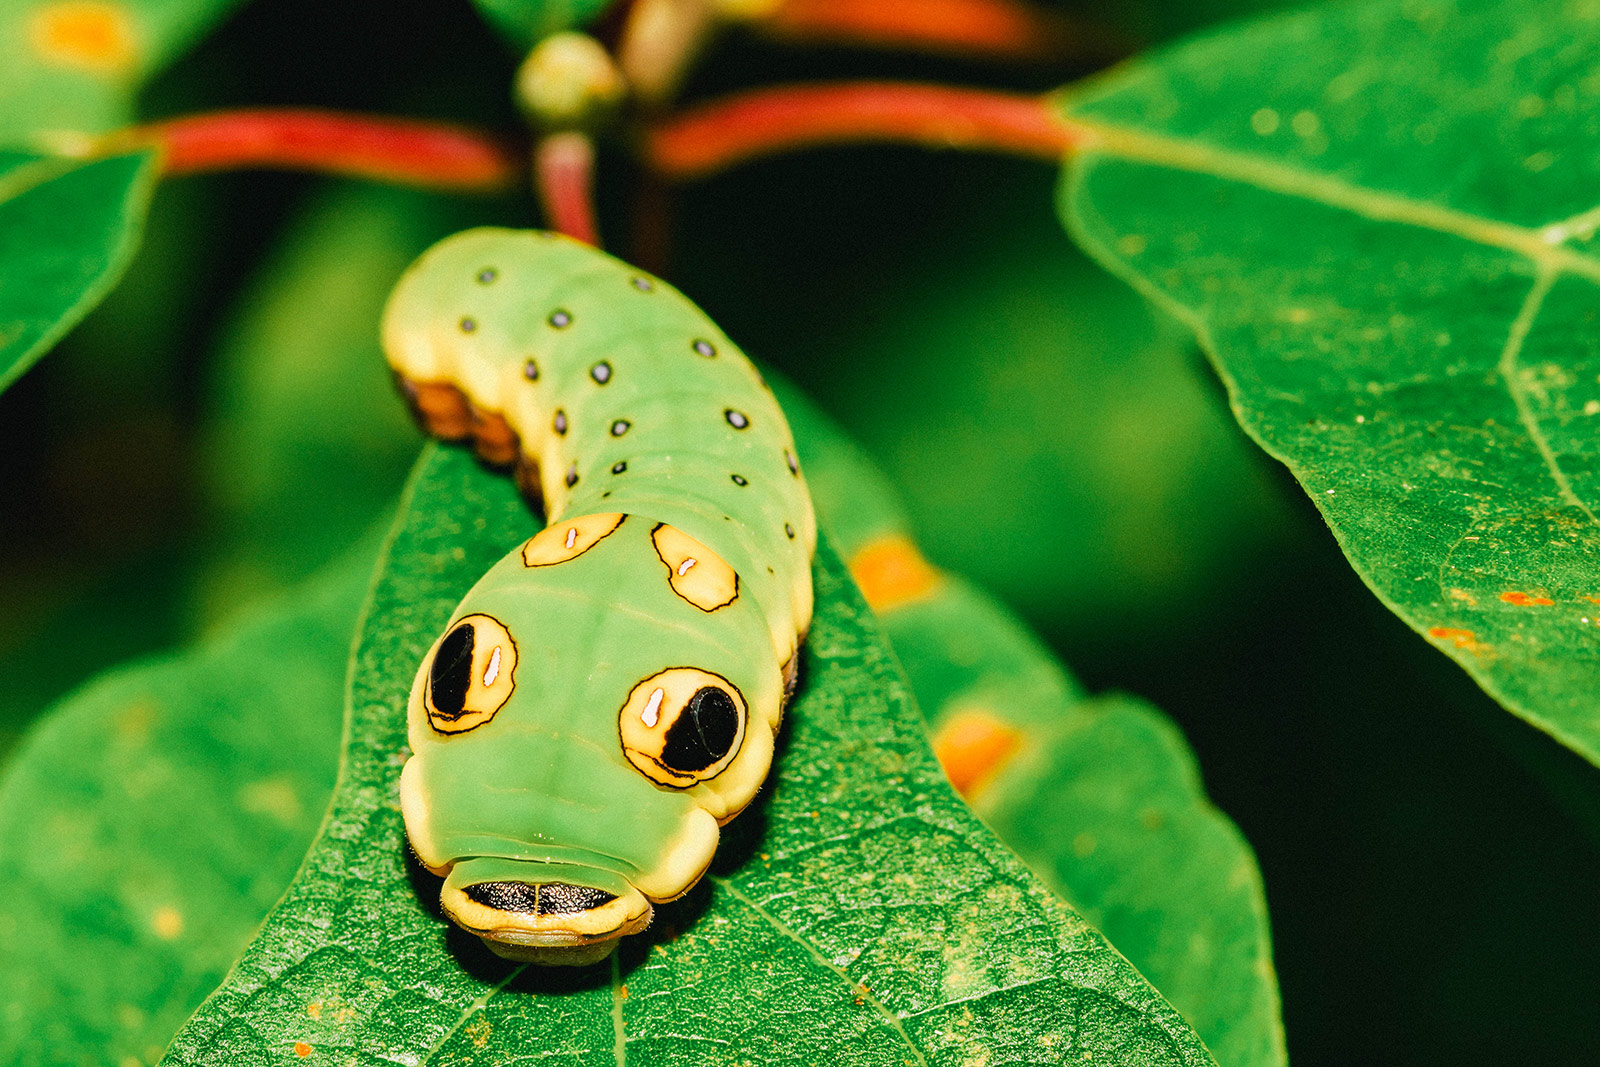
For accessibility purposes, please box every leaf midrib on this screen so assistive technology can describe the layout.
[1062,114,1600,284]
[1063,113,1600,527]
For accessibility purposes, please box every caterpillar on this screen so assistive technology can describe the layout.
[381,228,816,966]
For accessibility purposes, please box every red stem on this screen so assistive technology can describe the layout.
[534,132,601,245]
[759,0,1109,63]
[128,109,520,191]
[646,82,1082,179]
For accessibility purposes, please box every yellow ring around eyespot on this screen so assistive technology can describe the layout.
[617,667,746,787]
[425,613,518,735]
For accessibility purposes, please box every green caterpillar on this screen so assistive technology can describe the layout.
[382,228,816,966]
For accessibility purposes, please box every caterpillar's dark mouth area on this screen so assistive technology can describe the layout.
[464,881,618,916]
[440,870,653,965]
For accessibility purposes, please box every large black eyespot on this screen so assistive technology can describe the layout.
[619,668,747,787]
[423,613,517,734]
[661,687,739,772]
[430,623,474,719]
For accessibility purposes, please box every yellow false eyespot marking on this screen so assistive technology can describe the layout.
[619,667,747,788]
[521,512,625,567]
[651,523,738,611]
[424,613,518,734]
[29,1,137,74]
[930,707,1023,800]
[848,535,943,613]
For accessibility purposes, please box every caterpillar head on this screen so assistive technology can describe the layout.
[399,515,783,965]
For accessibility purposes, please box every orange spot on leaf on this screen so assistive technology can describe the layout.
[848,535,942,612]
[1499,591,1554,606]
[306,1002,322,1020]
[293,1042,312,1058]
[1428,626,1489,655]
[931,708,1022,799]
[29,1,137,74]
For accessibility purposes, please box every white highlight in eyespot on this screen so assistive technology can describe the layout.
[642,687,664,727]
[565,527,578,549]
[483,646,502,686]
[677,558,697,575]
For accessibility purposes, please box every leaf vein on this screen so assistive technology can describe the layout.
[420,963,527,1065]
[1069,118,1600,285]
[1494,270,1595,524]
[711,875,930,1067]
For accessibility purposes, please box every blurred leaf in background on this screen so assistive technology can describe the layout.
[0,0,244,139]
[194,182,486,623]
[676,154,1297,651]
[0,152,155,392]
[0,547,358,1067]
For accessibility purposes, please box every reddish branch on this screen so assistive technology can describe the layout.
[758,0,1097,63]
[645,82,1081,179]
[128,109,520,191]
[535,132,601,245]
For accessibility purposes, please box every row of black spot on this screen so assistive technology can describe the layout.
[470,267,797,542]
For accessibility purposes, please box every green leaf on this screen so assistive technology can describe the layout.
[469,0,611,50]
[0,151,155,395]
[160,444,1214,1067]
[0,551,359,1067]
[965,685,1285,1067]
[780,382,1284,1067]
[0,0,244,140]
[1059,0,1600,762]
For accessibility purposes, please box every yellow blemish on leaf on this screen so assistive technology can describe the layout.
[306,1001,322,1019]
[1290,110,1321,137]
[930,707,1021,799]
[1072,832,1097,857]
[1448,588,1477,606]
[848,535,942,613]
[1116,233,1146,256]
[237,776,303,826]
[114,699,157,743]
[1249,108,1279,135]
[293,1041,312,1058]
[466,1015,492,1048]
[29,1,138,74]
[151,905,183,940]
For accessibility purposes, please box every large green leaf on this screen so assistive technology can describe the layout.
[160,444,1214,1067]
[0,0,244,140]
[0,551,358,1067]
[0,151,155,394]
[1059,0,1600,762]
[782,383,1284,1067]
